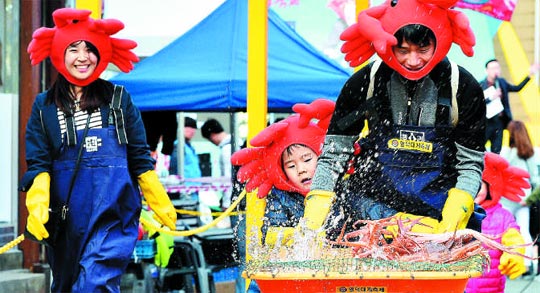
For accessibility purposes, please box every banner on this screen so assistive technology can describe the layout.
[455,0,518,21]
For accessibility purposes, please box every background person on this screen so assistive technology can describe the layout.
[169,116,202,203]
[500,120,540,275]
[23,8,176,292]
[466,152,530,292]
[480,59,539,154]
[170,116,202,179]
[201,118,233,210]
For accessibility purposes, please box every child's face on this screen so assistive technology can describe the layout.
[281,145,318,191]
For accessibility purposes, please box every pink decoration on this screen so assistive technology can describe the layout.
[456,0,517,21]
[268,0,300,7]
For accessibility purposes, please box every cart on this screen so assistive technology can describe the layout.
[249,270,482,293]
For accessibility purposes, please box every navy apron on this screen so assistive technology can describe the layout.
[354,123,455,216]
[344,120,485,232]
[330,68,484,234]
[47,92,141,292]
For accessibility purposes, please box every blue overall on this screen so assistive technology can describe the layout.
[46,125,141,292]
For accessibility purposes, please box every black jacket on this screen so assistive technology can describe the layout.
[479,75,530,125]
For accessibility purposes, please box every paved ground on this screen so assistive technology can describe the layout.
[505,273,540,293]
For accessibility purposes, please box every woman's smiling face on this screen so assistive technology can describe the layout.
[64,40,98,81]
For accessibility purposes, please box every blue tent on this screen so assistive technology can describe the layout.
[109,0,351,112]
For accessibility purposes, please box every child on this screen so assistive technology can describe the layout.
[465,152,530,293]
[231,99,335,246]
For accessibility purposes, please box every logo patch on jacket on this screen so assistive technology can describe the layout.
[84,136,102,152]
[388,130,432,152]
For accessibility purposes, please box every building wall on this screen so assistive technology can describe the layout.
[0,0,20,226]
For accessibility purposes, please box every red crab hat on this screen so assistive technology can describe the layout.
[27,8,139,86]
[231,99,335,198]
[479,152,531,209]
[340,0,475,80]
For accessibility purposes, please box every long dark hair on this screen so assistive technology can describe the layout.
[47,40,112,114]
[507,120,534,160]
[48,76,113,114]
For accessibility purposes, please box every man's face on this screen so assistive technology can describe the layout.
[485,61,501,80]
[392,39,435,72]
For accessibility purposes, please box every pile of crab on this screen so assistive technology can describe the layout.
[330,215,530,265]
[246,216,539,274]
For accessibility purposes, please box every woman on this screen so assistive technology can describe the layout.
[500,120,540,275]
[22,8,176,292]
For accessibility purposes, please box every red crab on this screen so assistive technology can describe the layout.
[341,0,475,80]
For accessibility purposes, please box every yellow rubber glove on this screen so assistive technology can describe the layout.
[386,212,439,236]
[154,232,174,268]
[140,209,175,268]
[303,190,335,231]
[277,190,334,248]
[25,172,51,241]
[435,188,474,233]
[499,228,527,279]
[265,227,295,247]
[138,170,177,230]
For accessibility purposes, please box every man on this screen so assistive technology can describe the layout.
[169,116,202,199]
[301,4,487,239]
[170,117,202,179]
[183,117,202,179]
[480,59,539,154]
[201,118,233,209]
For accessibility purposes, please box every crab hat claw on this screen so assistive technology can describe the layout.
[481,152,530,208]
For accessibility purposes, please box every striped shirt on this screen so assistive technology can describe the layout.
[57,108,102,135]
